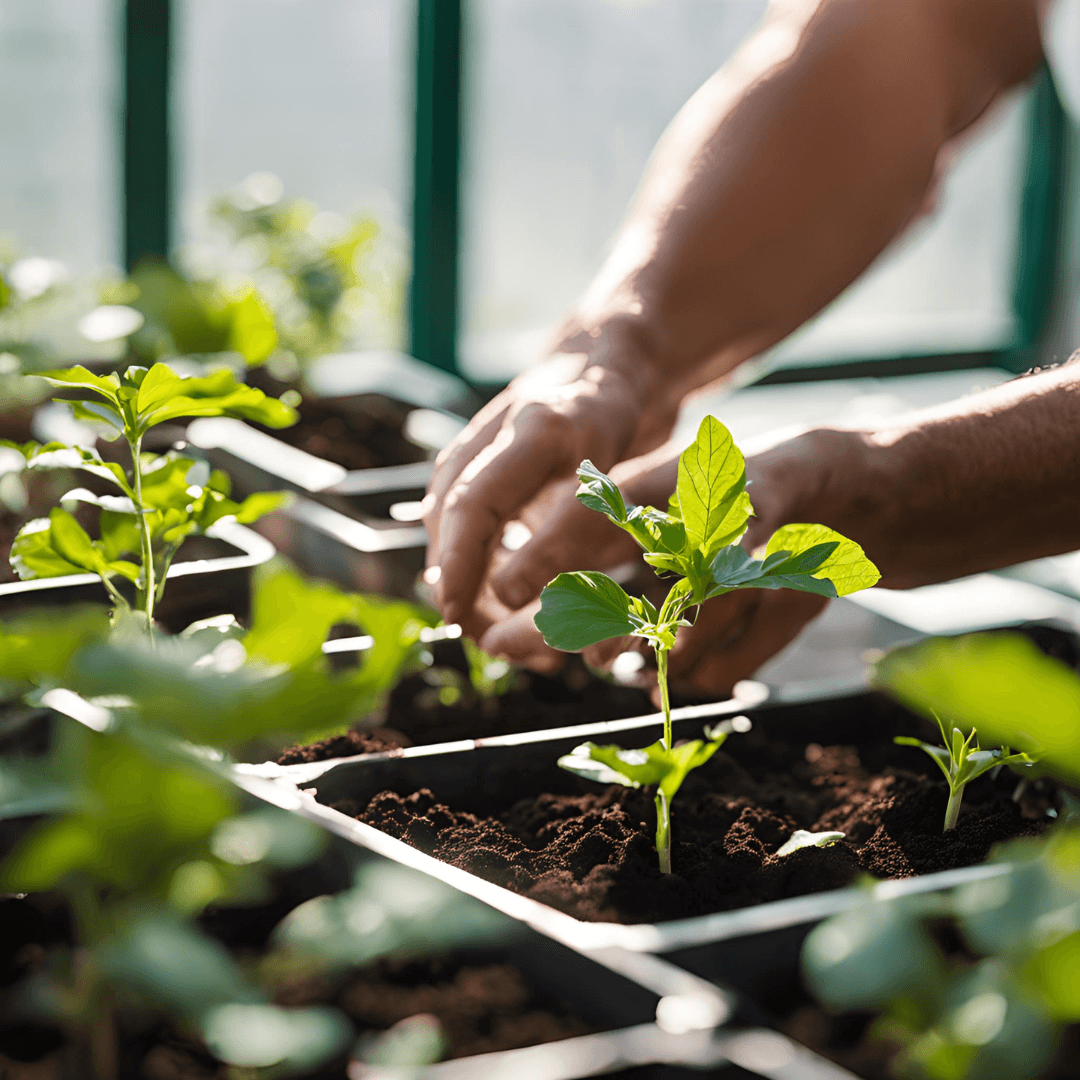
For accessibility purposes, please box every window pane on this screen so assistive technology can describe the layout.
[0,0,120,270]
[175,0,413,349]
[460,0,1031,382]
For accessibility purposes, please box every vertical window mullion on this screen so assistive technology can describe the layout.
[410,0,463,374]
[124,0,171,270]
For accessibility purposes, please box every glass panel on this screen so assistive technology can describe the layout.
[459,0,1031,383]
[174,0,413,351]
[0,0,120,270]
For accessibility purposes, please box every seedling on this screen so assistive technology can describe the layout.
[895,710,1036,832]
[534,415,880,873]
[3,363,296,629]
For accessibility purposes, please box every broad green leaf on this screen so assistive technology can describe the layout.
[48,508,108,574]
[275,863,510,971]
[10,516,90,579]
[534,571,635,651]
[37,365,121,402]
[0,607,110,681]
[227,289,278,364]
[69,399,125,434]
[803,894,945,1011]
[135,362,182,413]
[2,817,102,890]
[764,524,880,596]
[558,741,666,788]
[202,1004,349,1071]
[61,487,138,515]
[347,593,436,704]
[675,415,746,555]
[242,562,367,668]
[26,444,134,496]
[140,455,202,512]
[576,459,628,522]
[96,913,257,1017]
[558,731,736,802]
[876,634,1080,784]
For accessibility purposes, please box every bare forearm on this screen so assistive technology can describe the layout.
[559,0,1043,418]
[758,359,1080,587]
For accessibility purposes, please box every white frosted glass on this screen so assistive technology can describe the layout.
[0,0,119,271]
[460,0,1032,382]
[175,0,413,344]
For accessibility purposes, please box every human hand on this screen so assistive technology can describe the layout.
[423,339,676,638]
[481,423,859,686]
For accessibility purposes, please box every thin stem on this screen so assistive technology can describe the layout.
[657,649,672,751]
[100,575,128,613]
[944,784,963,831]
[655,791,671,875]
[127,434,156,630]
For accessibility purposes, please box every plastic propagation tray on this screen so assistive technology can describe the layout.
[238,686,1022,1077]
[0,521,275,631]
[187,417,430,597]
[236,773,863,1080]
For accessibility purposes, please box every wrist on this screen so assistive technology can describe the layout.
[746,427,885,543]
[551,312,678,437]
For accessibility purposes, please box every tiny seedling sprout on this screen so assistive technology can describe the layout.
[894,710,1037,832]
[534,415,880,873]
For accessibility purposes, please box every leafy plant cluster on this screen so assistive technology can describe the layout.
[199,172,397,372]
[2,363,296,627]
[805,829,1080,1080]
[0,704,505,1078]
[534,415,881,873]
[803,632,1080,1080]
[0,357,486,1076]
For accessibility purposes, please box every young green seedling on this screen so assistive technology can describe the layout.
[894,710,1036,832]
[534,415,880,874]
[2,363,295,630]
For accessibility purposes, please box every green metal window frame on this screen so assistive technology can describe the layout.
[124,2,1066,382]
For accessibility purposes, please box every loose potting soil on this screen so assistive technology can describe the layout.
[248,385,429,472]
[277,651,655,761]
[331,694,1056,925]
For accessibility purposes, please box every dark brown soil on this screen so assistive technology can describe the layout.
[2,891,597,1079]
[253,392,428,472]
[304,955,594,1064]
[332,695,1055,925]
[277,651,654,762]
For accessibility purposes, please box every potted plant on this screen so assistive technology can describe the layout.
[245,420,1064,1011]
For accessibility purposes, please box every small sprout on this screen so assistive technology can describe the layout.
[534,415,879,873]
[775,829,846,858]
[895,710,1038,832]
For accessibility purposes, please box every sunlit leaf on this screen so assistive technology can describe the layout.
[675,415,747,555]
[534,571,635,651]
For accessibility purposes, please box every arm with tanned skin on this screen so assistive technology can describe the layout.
[423,0,1046,640]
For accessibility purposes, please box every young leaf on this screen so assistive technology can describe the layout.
[675,415,747,556]
[534,571,635,651]
[558,728,739,802]
[37,365,122,402]
[764,524,880,596]
[10,515,92,579]
[25,444,135,497]
[576,459,629,522]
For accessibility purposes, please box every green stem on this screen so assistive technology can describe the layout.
[656,647,674,873]
[657,649,672,751]
[128,433,155,631]
[100,575,128,613]
[655,791,671,875]
[944,785,964,831]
